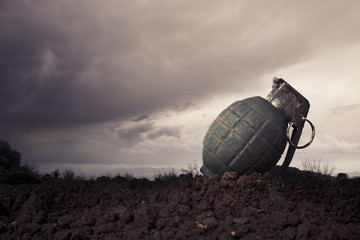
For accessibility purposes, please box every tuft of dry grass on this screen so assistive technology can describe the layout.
[180,160,200,177]
[301,157,335,176]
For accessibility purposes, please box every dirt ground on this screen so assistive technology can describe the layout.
[0,172,359,239]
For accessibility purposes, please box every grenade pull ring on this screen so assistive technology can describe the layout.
[286,115,316,149]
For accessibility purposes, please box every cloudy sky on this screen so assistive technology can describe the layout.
[1,0,360,177]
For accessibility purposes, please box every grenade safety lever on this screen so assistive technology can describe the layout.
[266,77,315,176]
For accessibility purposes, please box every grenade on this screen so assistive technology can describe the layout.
[201,78,315,176]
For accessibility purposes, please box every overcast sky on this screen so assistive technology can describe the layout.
[1,0,360,177]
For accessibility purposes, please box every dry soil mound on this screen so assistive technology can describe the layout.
[0,172,359,239]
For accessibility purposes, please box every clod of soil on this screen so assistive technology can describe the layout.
[0,172,359,239]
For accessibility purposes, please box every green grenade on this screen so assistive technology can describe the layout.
[201,78,315,176]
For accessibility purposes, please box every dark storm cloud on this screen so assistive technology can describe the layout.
[0,0,188,135]
[117,122,181,146]
[172,102,196,112]
[147,126,182,140]
[132,114,150,122]
[117,122,155,146]
[1,0,360,140]
[0,1,103,132]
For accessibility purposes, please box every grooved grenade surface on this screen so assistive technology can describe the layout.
[201,97,288,176]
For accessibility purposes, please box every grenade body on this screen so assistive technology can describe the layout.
[201,96,288,176]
